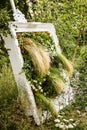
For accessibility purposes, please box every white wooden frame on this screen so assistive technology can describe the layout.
[2,21,74,124]
[1,0,74,126]
[2,21,62,125]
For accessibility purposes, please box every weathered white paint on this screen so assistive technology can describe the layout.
[10,0,27,22]
[9,22,61,53]
[2,21,74,125]
[10,0,16,13]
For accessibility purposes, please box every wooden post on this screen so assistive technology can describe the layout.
[10,0,16,13]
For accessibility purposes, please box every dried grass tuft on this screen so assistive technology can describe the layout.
[56,53,73,77]
[23,38,51,76]
[49,73,67,94]
[35,92,58,117]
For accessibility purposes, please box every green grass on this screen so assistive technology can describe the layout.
[0,65,18,102]
[0,65,53,130]
[0,0,87,129]
[0,65,87,130]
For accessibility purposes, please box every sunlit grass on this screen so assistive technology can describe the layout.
[0,65,18,103]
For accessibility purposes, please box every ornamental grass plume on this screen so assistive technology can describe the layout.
[35,92,58,117]
[48,67,67,94]
[49,71,67,94]
[56,53,73,77]
[39,47,51,73]
[23,38,51,76]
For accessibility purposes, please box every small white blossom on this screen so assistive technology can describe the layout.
[44,92,46,96]
[57,115,63,118]
[75,121,80,125]
[73,123,76,127]
[54,119,60,123]
[55,123,59,127]
[40,89,43,93]
[69,119,74,122]
[38,86,42,90]
[63,119,69,123]
[31,85,36,90]
[58,124,65,129]
[64,125,68,129]
[68,124,74,128]
[33,80,37,83]
[39,82,42,85]
[76,110,81,115]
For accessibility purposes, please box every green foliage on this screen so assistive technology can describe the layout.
[0,65,18,104]
[72,47,87,109]
[18,32,69,98]
[28,0,87,58]
[35,93,58,117]
[18,32,56,97]
[0,0,87,55]
[18,32,55,53]
[76,45,87,70]
[0,8,11,36]
[0,0,87,129]
[70,29,87,110]
[0,36,9,69]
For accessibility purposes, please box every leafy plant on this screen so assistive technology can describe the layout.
[17,32,74,120]
[0,0,87,129]
[0,8,11,36]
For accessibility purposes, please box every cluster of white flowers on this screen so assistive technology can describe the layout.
[54,115,78,130]
[38,85,43,93]
[30,80,44,93]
